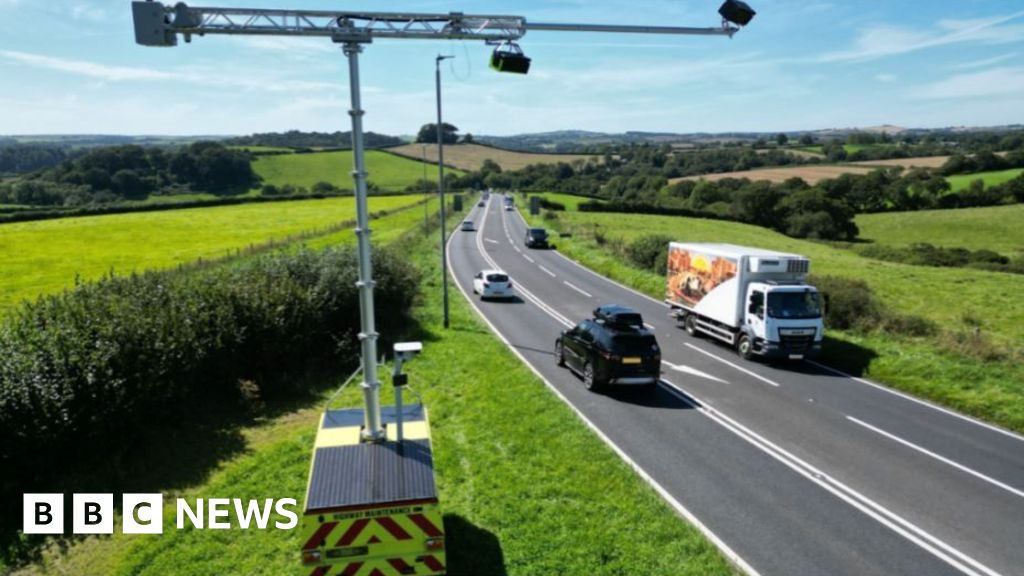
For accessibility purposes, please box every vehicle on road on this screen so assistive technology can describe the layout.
[525,227,550,249]
[477,201,485,207]
[666,242,823,360]
[461,220,475,232]
[555,305,661,392]
[503,196,514,211]
[472,269,514,300]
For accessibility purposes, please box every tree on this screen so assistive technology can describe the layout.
[799,133,815,146]
[111,169,148,200]
[461,133,475,144]
[776,133,789,146]
[416,123,459,144]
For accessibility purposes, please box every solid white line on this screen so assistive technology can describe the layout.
[658,379,1003,576]
[449,207,763,576]
[683,343,780,388]
[484,238,498,244]
[563,280,592,298]
[847,416,1024,500]
[811,361,1024,444]
[524,254,535,263]
[538,265,557,278]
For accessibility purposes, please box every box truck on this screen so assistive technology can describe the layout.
[665,243,824,360]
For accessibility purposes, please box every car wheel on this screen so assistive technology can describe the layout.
[555,341,565,367]
[737,334,754,361]
[583,361,603,392]
[684,314,698,337]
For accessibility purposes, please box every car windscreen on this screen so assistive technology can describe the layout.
[767,291,822,320]
[528,229,547,238]
[609,335,659,355]
[486,274,509,283]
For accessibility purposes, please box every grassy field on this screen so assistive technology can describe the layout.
[799,144,899,155]
[857,204,1024,255]
[12,214,734,576]
[388,143,597,172]
[0,195,425,314]
[253,150,461,192]
[526,196,1024,431]
[674,165,877,185]
[947,168,1024,192]
[229,145,295,153]
[525,191,597,211]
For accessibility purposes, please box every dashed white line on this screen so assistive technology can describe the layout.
[524,254,535,263]
[484,238,498,244]
[563,280,592,298]
[539,265,557,278]
[847,416,1024,500]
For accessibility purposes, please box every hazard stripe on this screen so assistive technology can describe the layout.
[303,521,338,551]
[422,554,444,572]
[368,569,386,576]
[336,518,370,547]
[340,562,363,576]
[387,558,413,573]
[308,567,329,576]
[408,514,443,537]
[375,517,412,540]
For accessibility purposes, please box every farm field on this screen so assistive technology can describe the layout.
[10,218,733,576]
[675,164,877,184]
[0,195,425,314]
[252,149,458,192]
[852,155,951,169]
[857,204,1024,255]
[947,167,1024,191]
[388,142,597,172]
[798,144,900,155]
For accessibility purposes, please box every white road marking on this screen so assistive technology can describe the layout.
[513,246,521,253]
[563,280,592,298]
[684,343,780,388]
[485,238,498,244]
[644,322,656,331]
[811,361,1024,444]
[847,416,1024,500]
[524,255,535,263]
[663,361,729,384]
[538,265,557,278]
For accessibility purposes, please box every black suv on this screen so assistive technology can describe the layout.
[555,305,661,392]
[525,227,549,249]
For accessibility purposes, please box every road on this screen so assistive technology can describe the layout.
[447,196,1024,576]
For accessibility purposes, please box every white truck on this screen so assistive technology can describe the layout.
[665,243,824,360]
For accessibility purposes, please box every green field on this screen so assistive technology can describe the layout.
[798,144,894,155]
[857,204,1024,255]
[947,168,1024,192]
[13,213,733,576]
[253,150,461,192]
[527,191,598,211]
[0,195,425,314]
[229,145,295,153]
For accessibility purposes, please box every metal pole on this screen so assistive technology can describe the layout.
[436,54,453,329]
[422,145,428,230]
[344,41,384,443]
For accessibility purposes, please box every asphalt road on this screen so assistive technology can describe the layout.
[447,196,1024,576]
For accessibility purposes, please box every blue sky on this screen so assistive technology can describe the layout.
[1,0,1023,136]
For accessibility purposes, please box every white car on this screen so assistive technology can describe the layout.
[473,270,514,300]
[461,220,475,231]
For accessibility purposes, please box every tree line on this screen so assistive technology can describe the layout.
[224,130,402,149]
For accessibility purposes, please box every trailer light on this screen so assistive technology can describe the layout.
[301,550,322,565]
[425,537,445,550]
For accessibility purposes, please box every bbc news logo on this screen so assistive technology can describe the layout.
[24,494,298,534]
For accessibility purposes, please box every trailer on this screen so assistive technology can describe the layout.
[665,242,824,360]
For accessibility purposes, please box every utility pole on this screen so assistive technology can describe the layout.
[436,54,454,329]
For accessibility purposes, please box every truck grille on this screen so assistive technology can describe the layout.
[780,334,814,352]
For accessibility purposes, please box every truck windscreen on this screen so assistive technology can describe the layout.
[767,291,822,320]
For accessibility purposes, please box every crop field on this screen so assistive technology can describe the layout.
[0,195,425,314]
[675,164,877,185]
[11,216,733,576]
[852,155,952,169]
[947,167,1024,192]
[252,149,459,192]
[799,144,899,155]
[857,204,1024,255]
[388,143,597,172]
[526,191,598,210]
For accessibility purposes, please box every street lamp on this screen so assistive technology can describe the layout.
[436,54,454,329]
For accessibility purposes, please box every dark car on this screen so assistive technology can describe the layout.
[555,305,661,392]
[477,201,485,207]
[525,227,549,249]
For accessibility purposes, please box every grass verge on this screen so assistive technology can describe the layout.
[12,209,735,576]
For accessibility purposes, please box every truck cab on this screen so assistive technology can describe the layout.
[742,283,823,360]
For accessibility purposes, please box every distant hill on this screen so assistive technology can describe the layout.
[224,130,403,149]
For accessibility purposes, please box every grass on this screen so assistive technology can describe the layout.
[252,150,462,192]
[229,145,295,153]
[12,208,735,576]
[524,201,1024,432]
[525,191,597,211]
[947,168,1024,192]
[798,144,897,155]
[856,204,1024,255]
[387,143,597,172]
[0,195,425,315]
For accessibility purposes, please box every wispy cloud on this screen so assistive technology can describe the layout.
[949,52,1018,71]
[875,74,897,83]
[1,50,176,81]
[914,67,1024,100]
[819,11,1024,62]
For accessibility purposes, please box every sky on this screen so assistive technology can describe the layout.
[1,0,1023,136]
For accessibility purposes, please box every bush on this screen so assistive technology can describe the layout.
[856,243,1018,273]
[0,246,419,549]
[537,197,566,211]
[810,275,882,331]
[624,234,673,275]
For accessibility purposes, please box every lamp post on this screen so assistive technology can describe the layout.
[436,54,454,329]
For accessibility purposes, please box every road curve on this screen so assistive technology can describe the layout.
[447,197,1024,576]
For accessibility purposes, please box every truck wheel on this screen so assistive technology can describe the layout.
[583,362,603,392]
[555,341,565,367]
[684,314,698,337]
[737,335,754,360]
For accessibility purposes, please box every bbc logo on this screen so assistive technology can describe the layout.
[24,494,163,535]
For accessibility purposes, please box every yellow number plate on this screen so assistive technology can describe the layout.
[622,357,642,364]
